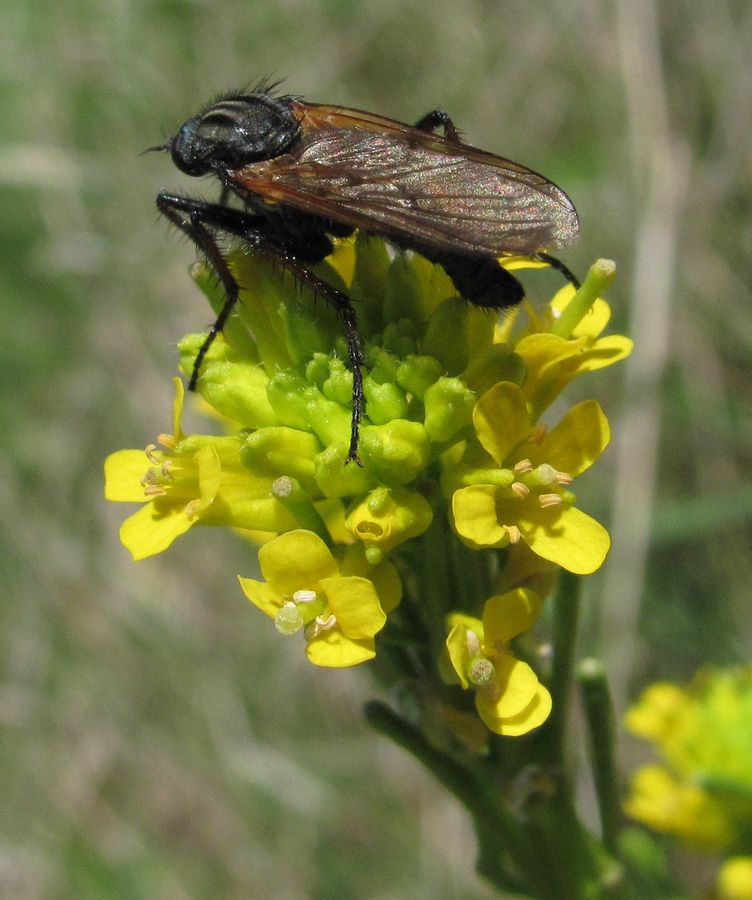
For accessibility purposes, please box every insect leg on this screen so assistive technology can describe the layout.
[265,246,366,465]
[533,252,581,290]
[157,193,261,389]
[413,109,461,143]
[157,192,366,464]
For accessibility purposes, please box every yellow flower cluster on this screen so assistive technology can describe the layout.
[105,237,630,736]
[625,668,752,851]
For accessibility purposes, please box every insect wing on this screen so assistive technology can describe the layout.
[229,103,579,256]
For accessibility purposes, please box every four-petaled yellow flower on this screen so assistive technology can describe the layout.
[104,379,298,559]
[446,381,611,574]
[239,530,401,667]
[445,588,551,736]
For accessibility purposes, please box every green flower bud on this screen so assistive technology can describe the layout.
[240,427,321,493]
[422,298,469,373]
[349,232,390,331]
[381,320,419,359]
[462,344,527,395]
[266,372,351,446]
[363,379,409,424]
[423,377,476,443]
[178,335,276,428]
[360,420,431,485]
[190,262,258,359]
[396,355,445,401]
[423,296,497,376]
[314,445,379,498]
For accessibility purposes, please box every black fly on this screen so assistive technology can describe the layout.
[153,83,580,462]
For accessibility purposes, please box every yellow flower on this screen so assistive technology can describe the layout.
[104,380,298,559]
[445,589,551,736]
[514,286,633,418]
[446,381,611,574]
[238,530,401,667]
[345,486,433,564]
[624,764,733,849]
[718,858,752,900]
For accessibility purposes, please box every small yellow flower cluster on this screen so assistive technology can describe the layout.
[105,236,630,735]
[625,668,752,851]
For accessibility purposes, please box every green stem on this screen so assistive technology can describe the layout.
[577,658,621,854]
[417,516,455,657]
[546,570,582,764]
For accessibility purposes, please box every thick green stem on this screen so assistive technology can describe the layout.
[546,570,582,764]
[577,658,621,854]
[417,516,455,657]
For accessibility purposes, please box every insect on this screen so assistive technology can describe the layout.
[153,81,580,462]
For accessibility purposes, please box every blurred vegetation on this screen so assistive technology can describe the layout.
[0,0,750,896]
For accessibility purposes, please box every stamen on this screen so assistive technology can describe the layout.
[142,484,167,497]
[305,613,338,640]
[145,444,161,464]
[556,470,573,485]
[465,629,481,657]
[514,458,533,474]
[157,433,176,450]
[504,525,521,544]
[184,498,201,517]
[538,493,563,509]
[511,481,530,498]
[292,589,317,605]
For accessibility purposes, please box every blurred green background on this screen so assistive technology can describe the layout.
[1,1,750,896]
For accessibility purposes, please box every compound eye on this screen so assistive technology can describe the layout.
[170,118,211,176]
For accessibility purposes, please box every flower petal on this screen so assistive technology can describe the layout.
[119,502,195,561]
[104,450,152,502]
[258,530,340,597]
[237,576,282,619]
[551,289,611,338]
[482,589,541,645]
[445,618,481,689]
[473,382,530,464]
[491,655,541,716]
[520,506,611,575]
[478,683,552,736]
[452,485,508,547]
[319,575,386,639]
[575,335,634,372]
[195,444,222,509]
[531,400,610,477]
[306,631,376,667]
